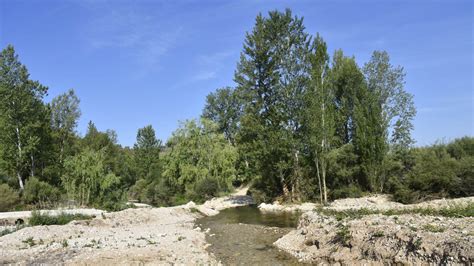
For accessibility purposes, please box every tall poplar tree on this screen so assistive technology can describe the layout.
[304,35,336,203]
[0,45,48,189]
[235,9,311,201]
[202,87,243,145]
[50,89,81,165]
[363,51,416,151]
[133,125,162,181]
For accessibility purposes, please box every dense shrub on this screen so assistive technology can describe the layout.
[456,157,474,197]
[129,178,175,206]
[129,179,148,202]
[145,179,175,206]
[189,178,219,203]
[248,175,282,204]
[23,177,61,207]
[388,137,474,204]
[0,184,19,211]
[330,185,364,200]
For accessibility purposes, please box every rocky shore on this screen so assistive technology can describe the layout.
[273,196,474,264]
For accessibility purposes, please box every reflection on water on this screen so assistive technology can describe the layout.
[200,205,301,228]
[198,206,303,265]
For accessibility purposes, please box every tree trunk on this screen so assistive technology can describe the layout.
[314,157,323,204]
[30,154,35,177]
[280,169,290,200]
[293,150,301,202]
[15,126,24,189]
[321,96,328,203]
[322,159,328,203]
[17,172,24,190]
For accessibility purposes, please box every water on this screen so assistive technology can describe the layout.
[198,206,303,265]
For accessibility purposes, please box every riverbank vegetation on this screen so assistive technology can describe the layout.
[0,9,472,211]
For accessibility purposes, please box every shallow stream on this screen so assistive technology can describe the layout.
[197,206,303,265]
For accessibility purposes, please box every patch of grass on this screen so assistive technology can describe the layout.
[146,238,157,245]
[177,236,185,241]
[22,237,36,247]
[189,207,200,213]
[372,231,384,237]
[0,228,14,237]
[333,224,352,247]
[422,224,445,233]
[413,238,422,250]
[0,224,27,237]
[29,211,93,226]
[315,203,474,220]
[62,239,68,248]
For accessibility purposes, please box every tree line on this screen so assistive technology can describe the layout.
[0,9,472,211]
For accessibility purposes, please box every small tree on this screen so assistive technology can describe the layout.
[50,89,81,164]
[62,149,120,206]
[0,183,19,211]
[163,119,237,201]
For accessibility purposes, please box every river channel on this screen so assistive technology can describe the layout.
[197,206,304,265]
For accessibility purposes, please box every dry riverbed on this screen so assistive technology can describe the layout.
[1,191,472,265]
[0,190,253,265]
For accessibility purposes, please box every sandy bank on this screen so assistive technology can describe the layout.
[0,188,252,265]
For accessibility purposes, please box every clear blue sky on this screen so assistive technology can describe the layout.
[1,0,472,147]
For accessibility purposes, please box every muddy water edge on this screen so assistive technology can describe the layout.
[197,206,305,265]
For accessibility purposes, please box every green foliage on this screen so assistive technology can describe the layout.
[163,119,237,199]
[422,224,445,233]
[236,9,312,202]
[0,11,470,211]
[133,125,162,182]
[330,185,364,200]
[129,179,149,203]
[0,45,49,189]
[62,149,121,207]
[334,224,352,247]
[23,177,61,207]
[202,87,243,145]
[388,137,474,203]
[189,178,219,203]
[446,136,474,159]
[22,237,36,247]
[0,183,19,211]
[363,50,416,150]
[29,211,92,226]
[373,231,384,237]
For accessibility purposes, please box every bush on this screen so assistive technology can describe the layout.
[455,156,474,197]
[248,186,273,205]
[185,178,219,203]
[97,188,127,211]
[23,177,61,207]
[330,185,363,200]
[29,211,92,226]
[129,179,148,202]
[0,184,19,211]
[389,139,474,203]
[129,178,176,207]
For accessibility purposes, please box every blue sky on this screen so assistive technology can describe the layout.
[1,0,472,147]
